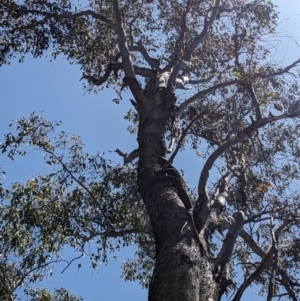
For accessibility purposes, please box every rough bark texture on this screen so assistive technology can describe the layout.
[136,89,218,300]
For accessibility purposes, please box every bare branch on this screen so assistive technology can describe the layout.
[267,215,278,301]
[82,63,153,86]
[240,229,298,301]
[244,206,285,224]
[252,58,300,80]
[247,81,262,120]
[18,259,69,289]
[214,211,244,277]
[277,267,298,301]
[240,230,265,256]
[129,42,161,70]
[61,253,84,274]
[112,0,136,80]
[231,248,273,301]
[169,100,225,164]
[179,79,239,110]
[231,223,285,301]
[184,0,221,61]
[81,62,117,85]
[168,0,220,90]
[179,58,300,110]
[168,114,203,164]
[115,148,139,165]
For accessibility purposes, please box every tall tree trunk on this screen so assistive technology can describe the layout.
[147,190,218,301]
[136,91,219,300]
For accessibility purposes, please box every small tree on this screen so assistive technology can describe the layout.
[1,0,300,300]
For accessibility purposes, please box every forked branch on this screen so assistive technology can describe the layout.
[112,0,136,80]
[168,0,221,90]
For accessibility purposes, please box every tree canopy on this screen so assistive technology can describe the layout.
[1,0,300,300]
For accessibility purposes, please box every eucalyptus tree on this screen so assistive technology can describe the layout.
[1,0,300,300]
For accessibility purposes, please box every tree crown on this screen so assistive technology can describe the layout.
[1,0,300,300]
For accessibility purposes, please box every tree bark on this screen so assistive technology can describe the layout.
[136,90,218,300]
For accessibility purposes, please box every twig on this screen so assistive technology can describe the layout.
[61,253,84,274]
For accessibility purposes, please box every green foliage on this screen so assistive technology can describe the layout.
[24,287,83,301]
[0,113,153,299]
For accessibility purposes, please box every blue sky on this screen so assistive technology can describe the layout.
[0,0,300,300]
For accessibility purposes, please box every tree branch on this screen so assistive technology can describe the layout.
[184,0,221,62]
[115,148,139,165]
[232,218,290,301]
[61,253,84,274]
[267,215,278,301]
[81,62,117,86]
[247,80,262,120]
[196,109,300,205]
[230,248,273,301]
[168,0,220,90]
[240,227,298,301]
[112,0,136,80]
[179,79,239,110]
[128,42,161,70]
[168,114,203,164]
[24,8,116,30]
[277,266,298,301]
[82,63,153,86]
[193,108,300,235]
[253,58,300,80]
[173,0,192,61]
[19,259,69,289]
[215,211,244,298]
[214,211,244,276]
[243,206,285,224]
[179,58,300,110]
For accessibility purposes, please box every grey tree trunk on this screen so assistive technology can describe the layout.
[147,191,218,301]
[136,90,219,300]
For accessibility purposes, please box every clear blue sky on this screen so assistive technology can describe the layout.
[0,0,299,300]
